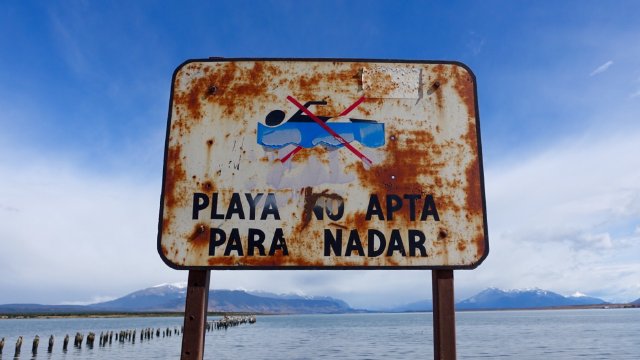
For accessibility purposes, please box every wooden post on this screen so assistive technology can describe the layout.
[63,334,69,351]
[432,270,456,360]
[14,336,22,357]
[181,270,211,360]
[32,335,39,355]
[87,332,95,348]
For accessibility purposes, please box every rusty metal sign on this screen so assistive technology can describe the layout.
[158,58,488,270]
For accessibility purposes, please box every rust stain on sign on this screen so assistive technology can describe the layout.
[158,58,488,270]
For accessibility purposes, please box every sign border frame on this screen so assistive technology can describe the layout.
[157,57,489,271]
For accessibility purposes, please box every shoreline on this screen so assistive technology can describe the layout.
[0,311,263,320]
[1,303,638,319]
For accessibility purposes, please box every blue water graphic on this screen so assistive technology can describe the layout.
[257,122,385,149]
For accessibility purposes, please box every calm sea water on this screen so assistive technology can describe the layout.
[0,309,638,359]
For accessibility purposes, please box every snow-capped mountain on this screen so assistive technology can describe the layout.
[385,288,610,312]
[90,283,188,311]
[89,284,355,314]
[456,288,608,310]
[566,291,610,306]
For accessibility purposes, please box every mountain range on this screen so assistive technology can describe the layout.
[455,288,609,310]
[93,284,353,314]
[0,284,636,315]
[0,284,353,315]
[385,287,613,312]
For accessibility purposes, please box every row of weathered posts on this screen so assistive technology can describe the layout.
[207,315,257,331]
[0,315,256,357]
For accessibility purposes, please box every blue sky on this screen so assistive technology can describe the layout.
[1,1,639,308]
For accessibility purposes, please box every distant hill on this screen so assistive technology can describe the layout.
[0,303,88,314]
[631,297,640,305]
[388,299,433,312]
[456,288,608,310]
[0,284,357,315]
[208,289,353,314]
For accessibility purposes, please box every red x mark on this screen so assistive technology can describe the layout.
[280,96,372,165]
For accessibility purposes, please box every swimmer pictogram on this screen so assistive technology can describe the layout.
[257,97,385,163]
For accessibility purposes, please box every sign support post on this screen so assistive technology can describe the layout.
[432,269,456,360]
[180,270,211,360]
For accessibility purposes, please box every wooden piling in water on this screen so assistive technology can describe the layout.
[74,332,83,348]
[14,336,23,357]
[0,315,255,358]
[32,335,39,355]
[87,332,95,348]
[63,334,69,351]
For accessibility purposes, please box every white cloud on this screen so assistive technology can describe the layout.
[60,295,117,306]
[457,129,640,303]
[0,148,181,304]
[589,60,614,76]
[580,232,613,249]
[466,31,485,56]
[47,9,89,75]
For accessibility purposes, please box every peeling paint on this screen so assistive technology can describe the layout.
[362,65,421,99]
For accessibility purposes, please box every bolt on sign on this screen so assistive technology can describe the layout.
[158,58,488,269]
